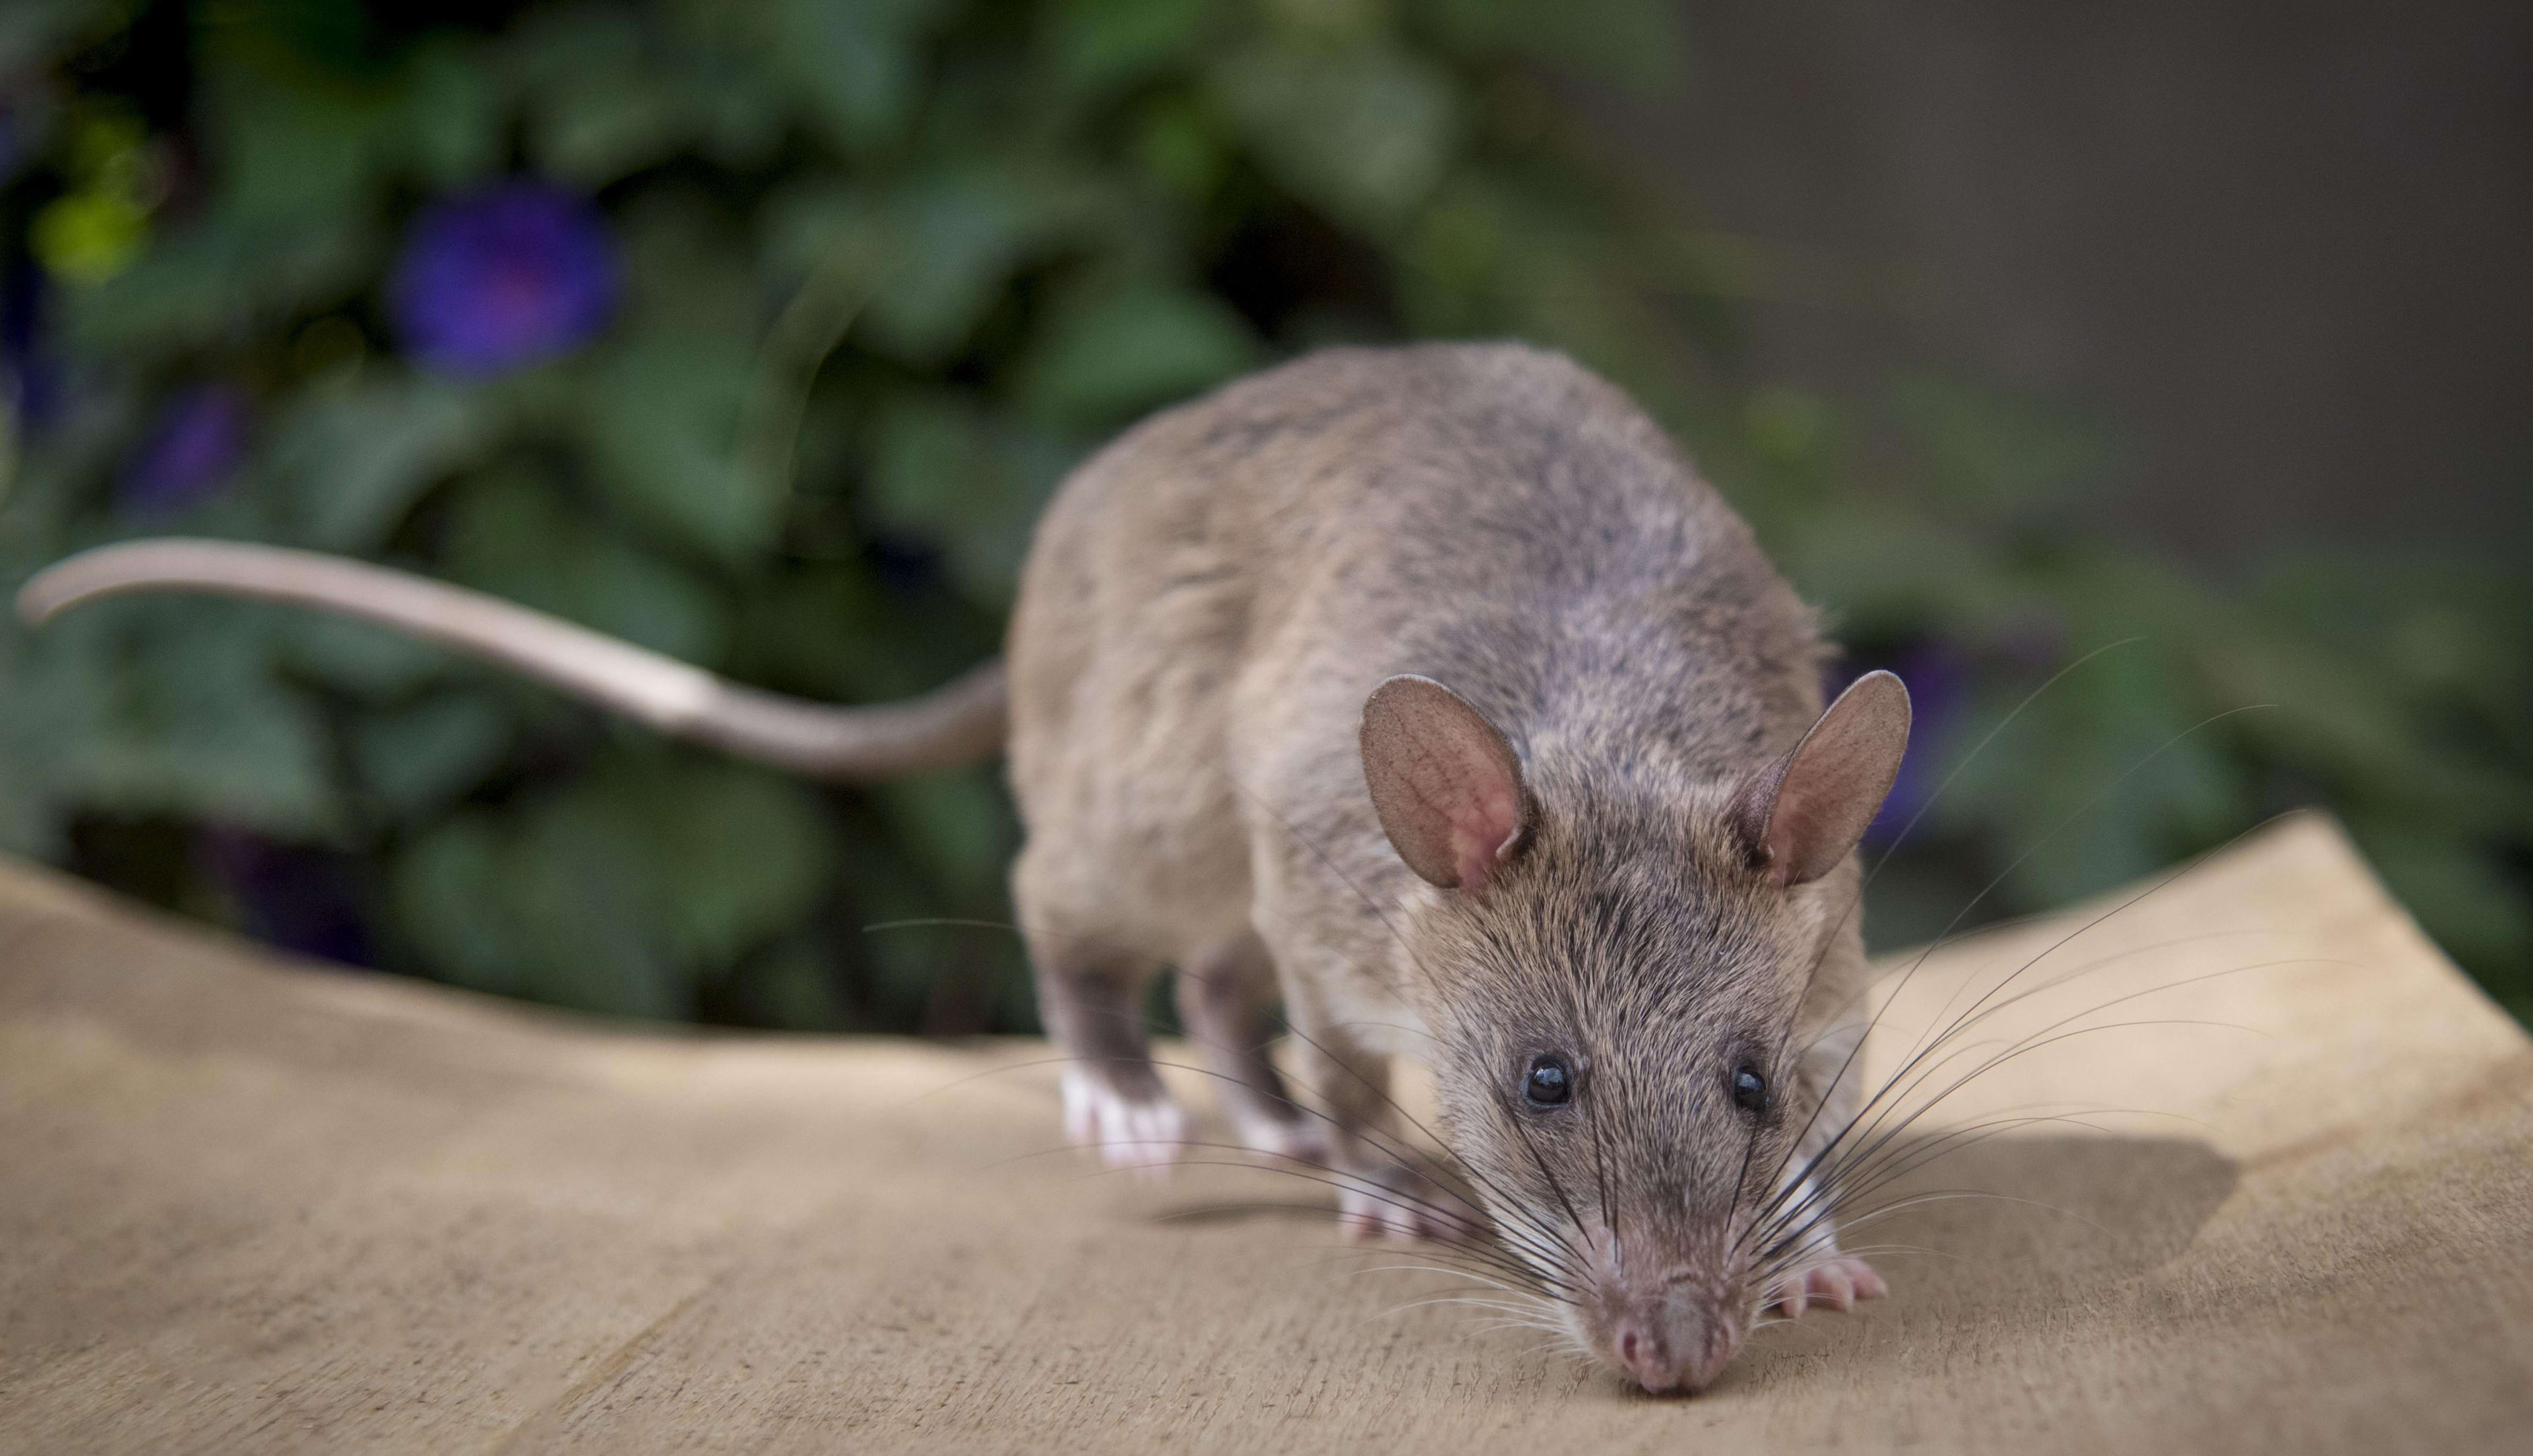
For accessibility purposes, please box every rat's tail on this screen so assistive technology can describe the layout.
[17,539,1006,781]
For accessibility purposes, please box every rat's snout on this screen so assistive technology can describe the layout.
[1594,1285,1743,1395]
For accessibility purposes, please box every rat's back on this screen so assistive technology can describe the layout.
[1003,342,1823,961]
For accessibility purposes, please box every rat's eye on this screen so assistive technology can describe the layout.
[1522,1054,1574,1109]
[1731,1066,1768,1114]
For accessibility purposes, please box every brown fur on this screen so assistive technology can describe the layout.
[1008,342,1889,1391]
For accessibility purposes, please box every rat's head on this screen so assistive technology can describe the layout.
[1359,671,1910,1394]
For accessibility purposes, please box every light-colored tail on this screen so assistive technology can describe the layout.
[17,539,1007,780]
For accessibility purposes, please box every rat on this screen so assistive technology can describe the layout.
[21,342,1909,1394]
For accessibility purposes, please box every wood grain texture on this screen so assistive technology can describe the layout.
[3,811,2526,1453]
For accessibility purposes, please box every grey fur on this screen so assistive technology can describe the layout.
[1009,342,1901,1391]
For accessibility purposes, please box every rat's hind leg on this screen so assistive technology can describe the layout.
[1013,832,1195,1171]
[1021,917,1191,1172]
[1175,932,1327,1165]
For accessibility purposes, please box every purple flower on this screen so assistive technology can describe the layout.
[389,181,619,376]
[117,382,249,516]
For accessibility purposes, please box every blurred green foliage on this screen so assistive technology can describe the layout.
[0,0,2524,1030]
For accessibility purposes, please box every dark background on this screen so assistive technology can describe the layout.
[1621,0,2531,564]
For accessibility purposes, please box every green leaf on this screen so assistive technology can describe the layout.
[264,375,488,551]
[443,466,727,663]
[617,186,766,342]
[396,38,506,189]
[67,206,376,357]
[63,18,476,351]
[760,178,891,284]
[1949,640,2251,909]
[2357,826,2533,988]
[395,803,685,1017]
[573,331,773,561]
[631,758,836,965]
[766,166,1117,366]
[0,0,125,76]
[199,39,396,224]
[1016,280,1260,427]
[390,815,548,1000]
[766,0,957,152]
[1130,94,1233,202]
[350,692,511,816]
[505,5,783,187]
[389,750,836,1017]
[663,36,788,171]
[506,5,688,188]
[861,170,1061,365]
[726,936,854,1031]
[869,765,1018,901]
[278,613,458,699]
[1214,44,1460,235]
[1780,499,1993,633]
[10,599,340,838]
[1049,0,1216,94]
[725,564,903,700]
[866,392,1077,605]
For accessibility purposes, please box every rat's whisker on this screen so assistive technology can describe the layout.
[1794,1001,2270,1220]
[1861,636,2150,890]
[1763,1190,2097,1282]
[1755,1017,2242,1254]
[1501,1094,1603,1270]
[1317,1244,1579,1303]
[1753,639,2151,1212]
[1226,785,1607,1269]
[856,917,1513,1242]
[1755,722,2284,1223]
[1887,828,2315,1085]
[1749,1105,2133,1258]
[1749,932,2305,1243]
[900,925,1580,1283]
[1765,1159,2110,1269]
[1893,705,2279,1011]
[1101,1156,1567,1284]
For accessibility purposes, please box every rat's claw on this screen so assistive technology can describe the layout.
[1767,1255,1886,1317]
[1060,1068,1192,1178]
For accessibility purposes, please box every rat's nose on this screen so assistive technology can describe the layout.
[1613,1321,1670,1387]
[1610,1305,1737,1394]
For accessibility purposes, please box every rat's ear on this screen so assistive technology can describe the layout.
[1360,675,1534,890]
[1731,669,1912,888]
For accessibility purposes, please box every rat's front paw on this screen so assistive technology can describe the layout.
[1061,1068,1193,1177]
[1767,1255,1887,1316]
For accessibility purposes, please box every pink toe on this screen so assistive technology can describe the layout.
[1814,1268,1856,1312]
